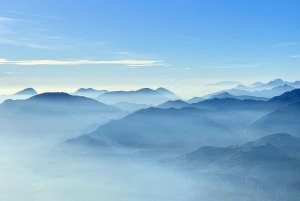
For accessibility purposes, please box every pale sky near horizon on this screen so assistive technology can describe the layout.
[0,0,299,98]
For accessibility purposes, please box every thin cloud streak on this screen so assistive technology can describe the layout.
[206,63,264,69]
[0,10,61,20]
[0,9,103,26]
[5,72,20,74]
[24,43,54,49]
[176,36,199,41]
[276,42,300,47]
[0,37,55,49]
[0,17,15,22]
[0,58,164,67]
[290,55,300,58]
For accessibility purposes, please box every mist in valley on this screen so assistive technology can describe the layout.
[1,1,299,199]
[1,84,300,201]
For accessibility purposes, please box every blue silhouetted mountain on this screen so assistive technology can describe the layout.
[10,92,121,113]
[193,88,300,110]
[214,143,299,172]
[235,79,292,91]
[244,133,300,148]
[190,98,268,111]
[96,88,173,105]
[183,89,300,139]
[85,107,239,150]
[164,145,241,165]
[266,78,288,87]
[243,133,300,158]
[165,133,300,169]
[187,97,205,104]
[249,101,300,138]
[191,98,269,133]
[268,88,300,110]
[246,78,288,90]
[0,88,38,103]
[112,102,153,112]
[0,93,126,141]
[248,89,300,138]
[65,135,110,148]
[155,87,181,100]
[205,81,242,87]
[204,84,295,99]
[14,88,38,95]
[253,78,300,89]
[210,92,269,101]
[252,81,264,86]
[157,100,190,109]
[196,88,300,112]
[72,88,108,99]
[163,133,300,200]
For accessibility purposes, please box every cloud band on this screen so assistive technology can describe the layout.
[0,58,164,67]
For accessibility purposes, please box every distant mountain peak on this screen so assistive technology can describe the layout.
[243,133,299,148]
[28,92,73,101]
[76,88,97,92]
[271,88,300,99]
[251,82,264,87]
[187,97,205,104]
[14,88,37,95]
[273,78,284,82]
[65,135,110,148]
[156,87,181,100]
[72,88,108,98]
[267,78,286,86]
[156,87,170,92]
[158,99,189,109]
[218,92,231,95]
[206,81,242,87]
[137,88,155,92]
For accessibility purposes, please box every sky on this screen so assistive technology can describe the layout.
[0,0,299,98]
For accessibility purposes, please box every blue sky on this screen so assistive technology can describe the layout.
[0,0,299,97]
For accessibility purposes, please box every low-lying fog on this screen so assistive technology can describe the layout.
[0,134,197,201]
[0,135,275,201]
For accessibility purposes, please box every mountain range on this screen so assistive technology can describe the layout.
[68,107,242,152]
[72,88,108,99]
[187,97,205,104]
[112,102,153,112]
[1,79,299,201]
[64,88,300,153]
[236,79,300,91]
[0,88,38,103]
[209,92,269,101]
[157,100,189,109]
[245,88,300,138]
[203,84,295,99]
[163,133,300,186]
[96,87,180,105]
[0,93,126,141]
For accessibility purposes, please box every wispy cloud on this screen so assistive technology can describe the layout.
[206,63,264,69]
[276,42,300,47]
[205,81,242,86]
[176,36,199,41]
[0,16,34,24]
[24,43,54,49]
[0,17,15,22]
[290,55,300,58]
[0,58,164,67]
[5,71,20,74]
[0,36,55,49]
[0,9,102,26]
[0,10,61,20]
